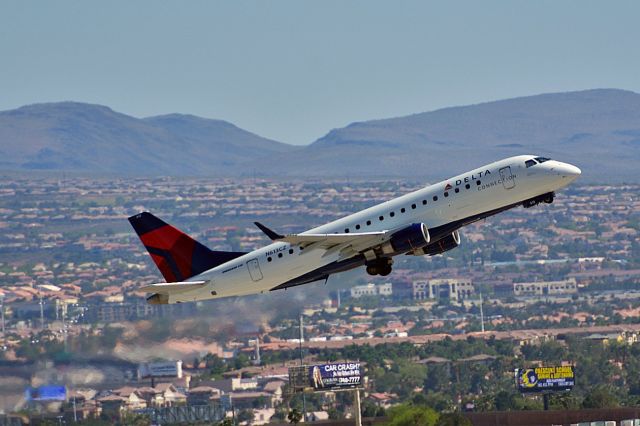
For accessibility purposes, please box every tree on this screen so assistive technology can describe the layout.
[218,417,235,426]
[236,409,254,424]
[493,390,518,411]
[385,404,439,426]
[436,413,472,426]
[287,408,303,424]
[582,386,619,409]
[121,412,151,426]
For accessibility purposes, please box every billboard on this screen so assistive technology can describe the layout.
[308,362,362,390]
[515,366,575,393]
[25,386,66,401]
[138,360,183,379]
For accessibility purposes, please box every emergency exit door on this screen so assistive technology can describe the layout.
[246,259,263,281]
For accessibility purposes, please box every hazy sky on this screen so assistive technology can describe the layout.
[1,1,639,144]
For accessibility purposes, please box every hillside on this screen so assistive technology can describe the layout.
[0,102,293,175]
[1,89,639,180]
[257,89,640,180]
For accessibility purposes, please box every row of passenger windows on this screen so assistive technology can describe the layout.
[343,180,482,233]
[267,247,301,262]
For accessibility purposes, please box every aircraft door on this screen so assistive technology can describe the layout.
[499,166,516,190]
[246,259,263,282]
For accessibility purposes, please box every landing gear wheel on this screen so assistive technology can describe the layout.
[544,194,554,204]
[366,259,393,276]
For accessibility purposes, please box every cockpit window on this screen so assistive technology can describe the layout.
[525,159,536,168]
[534,157,550,163]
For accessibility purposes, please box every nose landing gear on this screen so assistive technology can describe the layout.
[366,258,393,276]
[523,192,554,208]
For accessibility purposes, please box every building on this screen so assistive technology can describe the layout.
[513,278,577,296]
[412,278,474,302]
[377,283,393,297]
[350,283,392,298]
[412,281,429,300]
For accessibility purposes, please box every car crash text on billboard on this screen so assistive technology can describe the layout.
[515,366,575,393]
[309,362,362,390]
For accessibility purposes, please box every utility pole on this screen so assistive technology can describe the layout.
[39,294,45,330]
[479,292,485,333]
[0,295,6,349]
[299,314,306,422]
[255,336,261,365]
[61,301,67,350]
[353,388,362,426]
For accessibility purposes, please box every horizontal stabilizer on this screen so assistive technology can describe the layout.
[139,281,207,294]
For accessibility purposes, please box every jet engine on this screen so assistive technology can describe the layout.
[380,223,431,255]
[410,230,461,256]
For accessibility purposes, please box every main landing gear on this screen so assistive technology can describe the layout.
[523,192,554,208]
[366,258,393,276]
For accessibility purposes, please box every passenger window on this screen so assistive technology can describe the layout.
[289,249,294,254]
[390,212,395,217]
[379,215,384,221]
[525,159,536,168]
[433,196,438,201]
[367,220,371,226]
[476,180,481,185]
[268,257,272,262]
[444,192,449,197]
[465,184,470,189]
[422,200,427,205]
[278,253,283,258]
[401,208,406,213]
[356,224,361,230]
[454,188,459,193]
[411,204,416,209]
[345,228,349,233]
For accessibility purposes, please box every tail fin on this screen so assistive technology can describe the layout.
[128,212,247,282]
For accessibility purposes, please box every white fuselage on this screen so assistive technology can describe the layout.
[168,155,581,303]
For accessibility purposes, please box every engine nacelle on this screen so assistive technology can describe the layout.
[381,223,430,255]
[411,230,461,256]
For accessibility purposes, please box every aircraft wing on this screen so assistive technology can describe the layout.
[139,281,207,294]
[254,221,391,255]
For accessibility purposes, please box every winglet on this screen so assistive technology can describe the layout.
[254,222,284,240]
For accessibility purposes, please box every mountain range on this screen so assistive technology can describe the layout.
[1,89,639,181]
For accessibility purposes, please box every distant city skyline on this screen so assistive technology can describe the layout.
[1,1,639,144]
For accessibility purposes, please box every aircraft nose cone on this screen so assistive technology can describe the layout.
[558,163,581,180]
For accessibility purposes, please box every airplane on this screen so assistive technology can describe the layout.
[128,155,581,304]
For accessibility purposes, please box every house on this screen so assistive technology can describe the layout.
[308,411,330,421]
[262,379,286,404]
[97,394,126,419]
[251,408,276,425]
[187,386,222,405]
[135,386,165,407]
[368,392,397,409]
[155,383,187,406]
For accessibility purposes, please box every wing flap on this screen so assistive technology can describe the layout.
[281,231,390,256]
[139,281,207,294]
[281,231,386,245]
